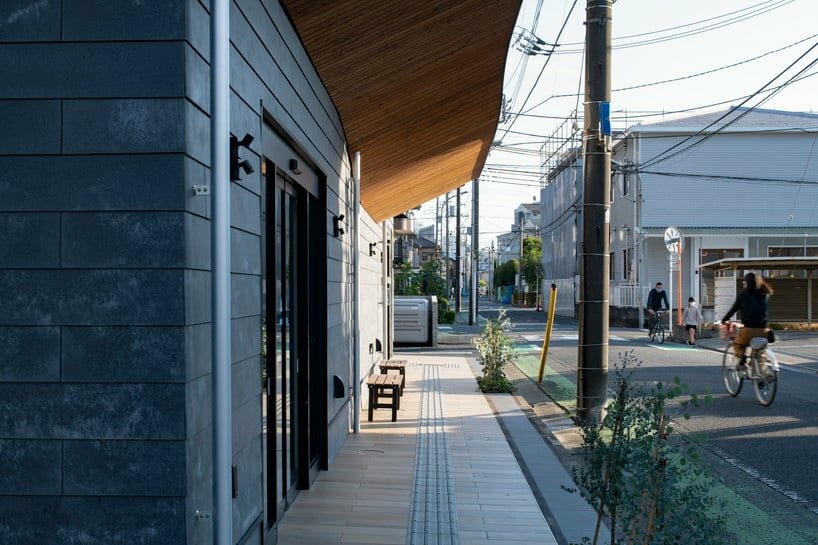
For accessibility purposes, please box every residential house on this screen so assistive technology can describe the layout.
[541,107,818,324]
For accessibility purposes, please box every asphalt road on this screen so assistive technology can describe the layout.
[479,300,818,539]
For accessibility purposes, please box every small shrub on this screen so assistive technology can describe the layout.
[439,309,456,324]
[473,309,515,393]
[568,351,727,545]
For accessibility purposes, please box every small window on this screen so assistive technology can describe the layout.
[622,173,630,197]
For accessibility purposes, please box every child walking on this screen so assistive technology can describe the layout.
[682,297,703,346]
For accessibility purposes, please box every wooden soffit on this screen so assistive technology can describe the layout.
[282,0,522,222]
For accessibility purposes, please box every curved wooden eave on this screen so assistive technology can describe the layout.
[282,0,522,222]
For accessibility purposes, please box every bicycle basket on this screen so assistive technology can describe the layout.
[719,323,738,341]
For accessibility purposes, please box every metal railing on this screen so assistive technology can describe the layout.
[610,283,651,308]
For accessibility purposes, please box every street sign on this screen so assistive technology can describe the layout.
[668,252,680,272]
[663,226,684,254]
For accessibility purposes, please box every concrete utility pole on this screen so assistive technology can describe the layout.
[470,179,479,325]
[445,192,450,295]
[577,0,612,423]
[517,217,523,295]
[456,187,462,312]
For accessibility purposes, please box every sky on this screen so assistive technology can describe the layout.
[413,0,818,251]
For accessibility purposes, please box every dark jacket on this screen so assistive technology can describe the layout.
[646,288,669,311]
[722,290,769,328]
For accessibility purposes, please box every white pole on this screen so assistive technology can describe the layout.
[668,253,673,333]
[210,1,232,543]
[382,221,389,358]
[352,152,362,433]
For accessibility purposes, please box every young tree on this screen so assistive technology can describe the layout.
[521,236,543,288]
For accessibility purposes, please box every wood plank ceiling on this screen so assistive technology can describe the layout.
[282,0,522,222]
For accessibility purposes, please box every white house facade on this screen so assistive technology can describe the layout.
[542,107,818,324]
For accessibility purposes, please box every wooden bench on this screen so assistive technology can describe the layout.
[366,374,403,422]
[378,359,407,396]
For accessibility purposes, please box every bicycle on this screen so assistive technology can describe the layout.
[648,310,665,344]
[718,321,779,406]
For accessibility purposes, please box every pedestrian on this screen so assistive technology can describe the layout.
[721,272,773,369]
[682,297,703,345]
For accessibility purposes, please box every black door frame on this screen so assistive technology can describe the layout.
[261,120,328,542]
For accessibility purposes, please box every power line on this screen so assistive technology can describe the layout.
[561,0,787,46]
[550,0,794,54]
[498,0,580,141]
[518,32,818,115]
[641,42,818,168]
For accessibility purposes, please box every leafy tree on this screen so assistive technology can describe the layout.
[395,262,420,295]
[494,260,519,287]
[521,236,544,288]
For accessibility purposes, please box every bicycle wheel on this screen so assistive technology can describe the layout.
[649,325,656,343]
[658,326,665,344]
[753,350,778,406]
[722,344,743,397]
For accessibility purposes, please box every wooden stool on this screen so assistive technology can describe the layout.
[379,359,407,396]
[366,374,403,422]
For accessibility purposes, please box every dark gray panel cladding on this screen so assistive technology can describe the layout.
[231,183,261,235]
[231,274,261,319]
[0,213,59,268]
[0,326,60,381]
[0,155,187,212]
[0,269,185,325]
[231,315,261,364]
[0,496,186,545]
[63,440,186,496]
[0,43,186,99]
[61,212,187,268]
[63,99,185,155]
[62,0,185,41]
[0,0,61,42]
[0,439,61,495]
[231,227,261,275]
[0,100,60,154]
[0,383,185,439]
[62,327,186,383]
[185,426,213,545]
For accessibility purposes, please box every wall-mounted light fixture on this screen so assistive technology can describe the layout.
[230,134,255,181]
[333,215,345,238]
[369,242,378,256]
[288,159,302,175]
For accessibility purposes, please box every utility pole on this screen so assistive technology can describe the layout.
[470,179,479,325]
[516,216,523,296]
[577,0,612,423]
[455,187,462,312]
[445,191,450,295]
[435,196,440,253]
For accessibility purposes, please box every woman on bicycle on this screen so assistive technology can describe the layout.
[721,272,773,368]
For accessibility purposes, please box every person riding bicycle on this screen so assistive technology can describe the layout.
[646,282,669,327]
[721,272,773,369]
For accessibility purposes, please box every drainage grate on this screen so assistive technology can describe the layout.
[406,365,460,545]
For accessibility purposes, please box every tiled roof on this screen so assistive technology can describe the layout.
[634,107,818,131]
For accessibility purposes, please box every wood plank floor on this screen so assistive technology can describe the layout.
[276,355,558,545]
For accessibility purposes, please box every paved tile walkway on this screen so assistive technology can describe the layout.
[277,355,558,545]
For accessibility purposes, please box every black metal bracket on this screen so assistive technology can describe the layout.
[230,134,255,181]
[333,215,345,238]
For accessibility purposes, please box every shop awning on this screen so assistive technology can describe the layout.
[282,0,521,222]
[700,257,818,271]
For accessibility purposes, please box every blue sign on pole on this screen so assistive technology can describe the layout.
[599,101,611,136]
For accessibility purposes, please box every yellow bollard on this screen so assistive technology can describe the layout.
[538,284,558,383]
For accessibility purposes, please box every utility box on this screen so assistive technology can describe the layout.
[394,296,438,346]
